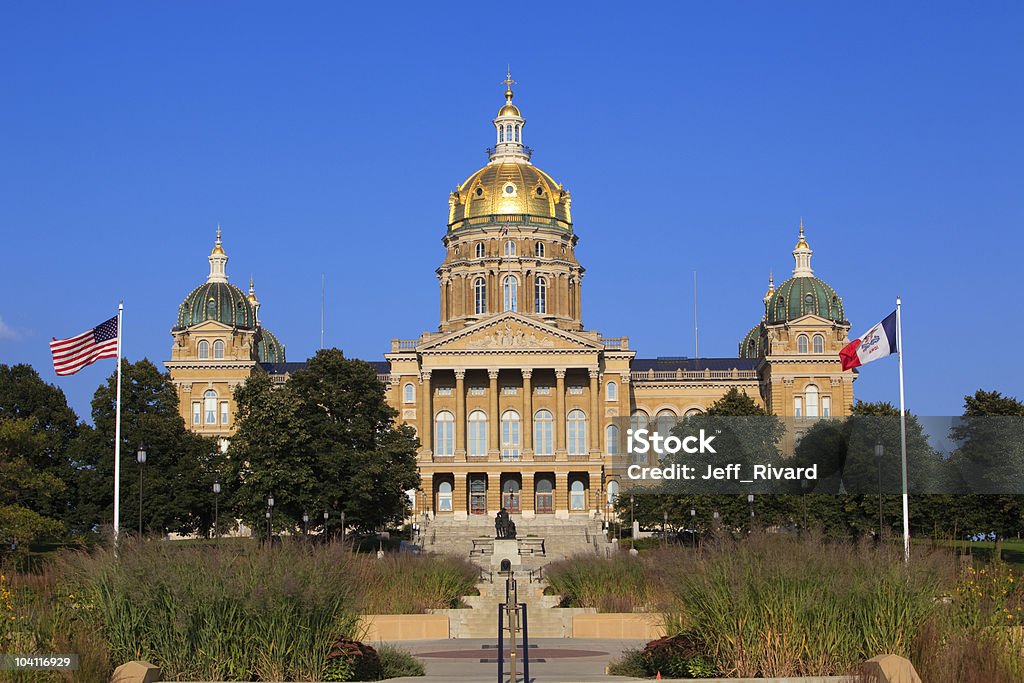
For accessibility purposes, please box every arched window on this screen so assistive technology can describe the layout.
[504,240,517,257]
[499,125,504,142]
[198,340,210,359]
[535,476,554,514]
[403,383,415,404]
[204,390,217,424]
[805,384,819,418]
[515,124,520,142]
[606,381,617,401]
[437,481,453,512]
[506,124,512,140]
[474,277,487,314]
[213,340,225,359]
[656,409,677,433]
[468,410,487,457]
[534,276,546,314]
[607,480,620,508]
[501,410,521,461]
[567,409,587,455]
[570,479,586,511]
[684,408,704,417]
[534,409,553,456]
[475,242,485,258]
[812,334,824,354]
[535,242,545,257]
[503,276,518,312]
[435,411,455,456]
[606,423,620,455]
[797,334,809,353]
[630,410,649,431]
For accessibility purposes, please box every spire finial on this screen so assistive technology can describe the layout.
[502,68,515,101]
[249,274,255,295]
[792,220,814,277]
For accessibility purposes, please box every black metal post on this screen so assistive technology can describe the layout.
[497,603,504,683]
[520,601,529,683]
[875,440,885,540]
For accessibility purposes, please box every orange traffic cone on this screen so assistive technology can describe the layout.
[656,673,662,680]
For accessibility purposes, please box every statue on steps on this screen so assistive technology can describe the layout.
[494,507,517,539]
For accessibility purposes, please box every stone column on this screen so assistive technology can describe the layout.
[555,471,570,518]
[522,369,533,457]
[522,471,535,518]
[419,370,432,455]
[488,369,500,456]
[487,474,501,514]
[452,474,466,519]
[455,369,466,457]
[555,368,567,454]
[440,276,448,323]
[589,368,601,457]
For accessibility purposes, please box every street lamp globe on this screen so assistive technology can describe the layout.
[213,482,221,495]
[136,444,146,465]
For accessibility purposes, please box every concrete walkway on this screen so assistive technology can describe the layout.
[378,637,649,682]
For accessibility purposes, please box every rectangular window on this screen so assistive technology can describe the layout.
[822,396,831,418]
[469,386,485,396]
[535,386,551,395]
[568,385,584,395]
[436,387,453,397]
[794,396,803,417]
[220,401,229,425]
[501,386,518,396]
[192,402,201,424]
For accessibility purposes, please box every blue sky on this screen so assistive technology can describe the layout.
[1,2,1021,422]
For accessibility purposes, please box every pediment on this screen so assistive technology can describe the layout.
[774,314,849,329]
[180,320,246,334]
[419,313,603,353]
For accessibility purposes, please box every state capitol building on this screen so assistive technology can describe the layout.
[165,76,856,520]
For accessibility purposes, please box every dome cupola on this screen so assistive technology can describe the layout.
[175,229,257,330]
[490,71,530,164]
[765,222,846,325]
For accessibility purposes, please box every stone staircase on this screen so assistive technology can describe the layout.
[420,514,611,638]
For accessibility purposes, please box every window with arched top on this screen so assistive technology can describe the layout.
[656,409,677,440]
[805,384,819,418]
[475,242,485,258]
[437,480,453,512]
[535,242,545,257]
[474,277,487,315]
[403,383,415,404]
[606,381,617,401]
[607,480,620,508]
[606,424,620,455]
[813,334,824,354]
[501,410,521,461]
[568,409,587,455]
[684,408,703,417]
[198,340,210,359]
[503,276,518,312]
[506,124,512,140]
[435,411,455,456]
[797,334,809,353]
[570,479,586,510]
[515,124,520,142]
[534,277,547,314]
[499,126,504,142]
[468,410,487,457]
[534,409,553,456]
[504,240,516,257]
[213,340,225,359]
[204,390,217,424]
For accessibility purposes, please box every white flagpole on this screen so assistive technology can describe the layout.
[896,296,910,562]
[113,302,123,545]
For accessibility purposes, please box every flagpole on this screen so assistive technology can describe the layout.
[896,296,910,562]
[113,302,123,546]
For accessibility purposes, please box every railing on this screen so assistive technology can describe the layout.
[528,567,544,584]
[391,338,418,352]
[631,368,758,381]
[599,336,630,350]
[376,374,391,385]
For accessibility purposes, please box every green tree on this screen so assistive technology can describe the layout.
[70,359,221,537]
[229,349,420,536]
[0,418,66,552]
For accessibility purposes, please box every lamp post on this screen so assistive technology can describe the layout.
[690,507,697,551]
[800,478,811,532]
[136,444,146,537]
[212,482,221,539]
[630,495,635,550]
[874,440,885,540]
[747,493,755,525]
[323,509,329,539]
[302,512,309,537]
[663,510,668,547]
[267,494,275,541]
[340,510,346,547]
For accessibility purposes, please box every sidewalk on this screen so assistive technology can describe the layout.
[378,637,649,682]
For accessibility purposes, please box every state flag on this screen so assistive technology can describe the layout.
[839,311,897,371]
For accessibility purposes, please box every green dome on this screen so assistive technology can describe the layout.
[256,327,286,363]
[176,281,256,330]
[739,323,765,359]
[766,276,845,325]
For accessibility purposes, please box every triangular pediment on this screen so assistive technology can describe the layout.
[419,312,603,352]
[178,320,251,334]
[772,313,849,329]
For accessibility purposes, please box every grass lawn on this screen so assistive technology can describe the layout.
[919,538,1024,569]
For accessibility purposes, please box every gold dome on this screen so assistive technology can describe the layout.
[211,226,225,255]
[448,162,571,229]
[497,102,521,117]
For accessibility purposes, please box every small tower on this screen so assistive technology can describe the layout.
[247,276,261,324]
[208,226,229,283]
[792,219,814,277]
[489,70,531,164]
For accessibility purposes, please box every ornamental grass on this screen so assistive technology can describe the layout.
[1,539,474,681]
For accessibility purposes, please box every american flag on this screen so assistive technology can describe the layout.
[50,315,119,376]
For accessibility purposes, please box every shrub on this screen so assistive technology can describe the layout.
[545,554,653,612]
[377,645,425,679]
[641,634,717,679]
[324,637,380,681]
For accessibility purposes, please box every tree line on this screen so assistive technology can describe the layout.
[0,349,419,553]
